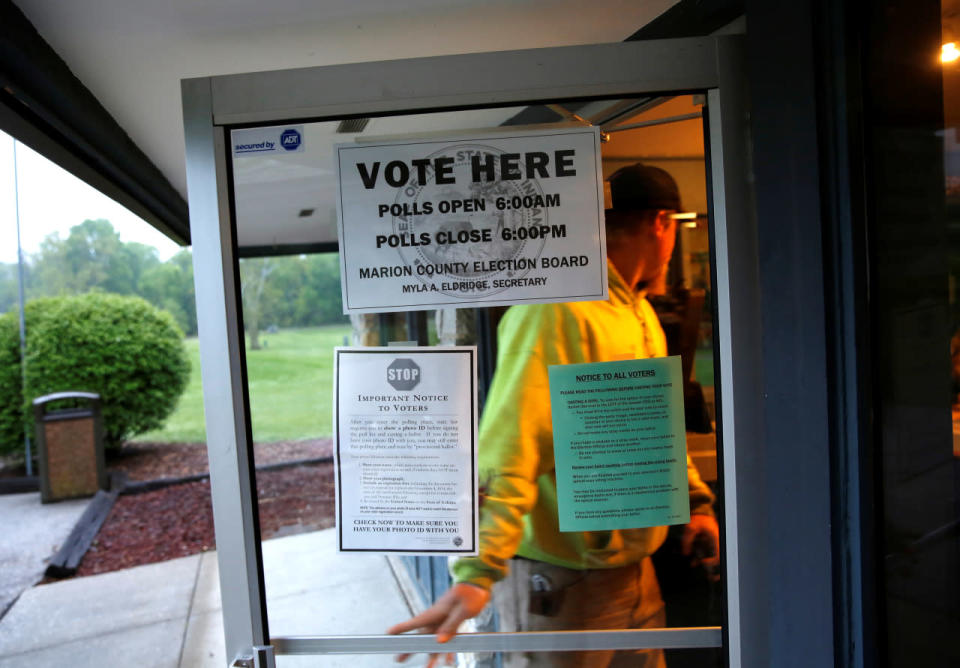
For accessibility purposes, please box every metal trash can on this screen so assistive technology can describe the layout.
[33,392,107,503]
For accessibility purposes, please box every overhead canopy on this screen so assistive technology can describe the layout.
[1,0,741,251]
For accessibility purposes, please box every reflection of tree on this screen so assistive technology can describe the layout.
[240,258,274,350]
[139,250,196,335]
[0,219,348,336]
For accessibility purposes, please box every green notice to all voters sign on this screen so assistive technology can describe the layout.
[548,356,690,532]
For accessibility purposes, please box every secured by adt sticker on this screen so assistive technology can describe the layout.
[232,125,304,157]
[280,128,302,151]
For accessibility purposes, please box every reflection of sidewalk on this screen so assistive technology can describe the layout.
[0,492,90,619]
[0,529,420,667]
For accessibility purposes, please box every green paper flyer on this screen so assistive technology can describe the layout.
[548,356,690,532]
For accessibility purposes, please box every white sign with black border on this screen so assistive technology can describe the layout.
[335,126,607,313]
[334,346,478,555]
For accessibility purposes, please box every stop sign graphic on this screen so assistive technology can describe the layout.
[387,358,421,390]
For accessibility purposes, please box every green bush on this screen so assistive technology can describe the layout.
[0,313,22,454]
[0,294,190,454]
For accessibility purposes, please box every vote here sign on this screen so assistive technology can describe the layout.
[335,127,607,313]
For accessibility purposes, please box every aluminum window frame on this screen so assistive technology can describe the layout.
[181,35,759,666]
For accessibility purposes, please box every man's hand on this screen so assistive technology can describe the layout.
[387,583,490,666]
[681,513,721,577]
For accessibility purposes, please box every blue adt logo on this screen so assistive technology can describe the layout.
[280,129,301,151]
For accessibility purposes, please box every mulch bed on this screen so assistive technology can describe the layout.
[33,439,337,579]
[108,439,333,481]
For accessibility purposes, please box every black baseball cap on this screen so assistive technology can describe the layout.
[608,163,682,212]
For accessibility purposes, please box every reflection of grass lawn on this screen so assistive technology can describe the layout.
[134,324,352,444]
[141,326,716,444]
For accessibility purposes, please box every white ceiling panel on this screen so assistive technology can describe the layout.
[15,0,679,218]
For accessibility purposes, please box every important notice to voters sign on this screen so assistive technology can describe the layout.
[335,127,607,313]
[334,347,478,555]
[548,356,690,532]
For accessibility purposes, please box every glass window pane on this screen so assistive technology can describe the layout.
[866,1,960,664]
[231,97,723,655]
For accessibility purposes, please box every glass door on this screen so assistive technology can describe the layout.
[181,36,759,667]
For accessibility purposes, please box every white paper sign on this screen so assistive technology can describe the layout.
[335,127,607,313]
[334,347,478,554]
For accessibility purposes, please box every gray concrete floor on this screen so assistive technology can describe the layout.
[0,492,90,618]
[0,527,423,667]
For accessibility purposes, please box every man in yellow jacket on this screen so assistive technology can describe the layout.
[390,164,719,668]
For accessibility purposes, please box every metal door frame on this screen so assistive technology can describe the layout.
[181,35,760,667]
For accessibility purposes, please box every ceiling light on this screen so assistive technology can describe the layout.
[942,42,960,63]
[670,212,698,220]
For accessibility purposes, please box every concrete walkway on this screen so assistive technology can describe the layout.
[0,492,90,618]
[0,528,422,667]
